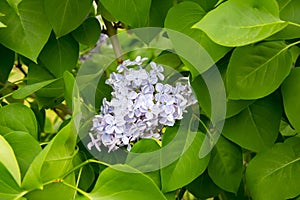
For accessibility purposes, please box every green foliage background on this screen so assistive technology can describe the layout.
[0,0,300,199]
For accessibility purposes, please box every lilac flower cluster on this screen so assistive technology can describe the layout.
[88,56,197,152]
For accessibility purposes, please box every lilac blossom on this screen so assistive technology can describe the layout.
[88,56,197,152]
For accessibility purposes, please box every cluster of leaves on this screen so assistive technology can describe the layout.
[0,0,300,200]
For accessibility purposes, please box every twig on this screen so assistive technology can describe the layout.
[52,107,66,121]
[16,56,27,77]
[55,104,73,115]
[102,17,124,64]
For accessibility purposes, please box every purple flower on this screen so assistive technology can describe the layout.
[87,56,197,152]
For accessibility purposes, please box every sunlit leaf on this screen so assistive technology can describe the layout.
[270,0,300,39]
[0,135,21,186]
[44,0,93,37]
[0,104,38,139]
[194,0,288,46]
[22,121,76,190]
[4,131,41,179]
[88,164,167,200]
[246,137,300,200]
[227,41,292,99]
[0,0,51,61]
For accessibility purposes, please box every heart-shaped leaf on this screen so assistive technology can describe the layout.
[72,17,101,47]
[101,0,151,27]
[38,34,79,78]
[165,1,231,75]
[0,0,51,61]
[44,0,93,37]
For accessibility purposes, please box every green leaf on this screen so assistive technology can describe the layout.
[0,0,52,61]
[246,137,300,200]
[22,121,76,190]
[226,100,255,118]
[191,73,254,118]
[227,41,292,99]
[27,63,64,98]
[126,139,161,188]
[44,0,93,37]
[198,0,219,11]
[4,131,41,179]
[6,0,21,13]
[97,2,117,22]
[222,94,282,152]
[29,102,45,134]
[12,79,58,99]
[186,171,222,199]
[194,0,288,47]
[164,2,231,75]
[165,2,206,33]
[280,120,298,137]
[38,34,79,77]
[161,115,210,192]
[165,1,230,77]
[0,162,25,200]
[100,0,151,27]
[0,135,21,186]
[24,176,75,200]
[149,0,173,27]
[0,44,14,83]
[72,17,101,47]
[208,136,243,193]
[63,71,75,108]
[181,0,219,12]
[89,164,167,200]
[270,0,300,39]
[282,68,300,132]
[72,152,95,191]
[0,103,38,139]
